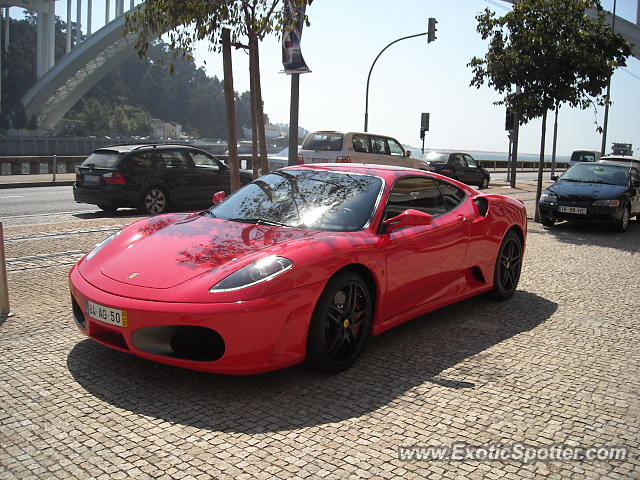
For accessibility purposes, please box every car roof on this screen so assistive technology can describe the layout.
[600,155,640,161]
[94,143,205,154]
[575,161,634,170]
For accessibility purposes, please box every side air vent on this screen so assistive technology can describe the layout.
[474,197,489,217]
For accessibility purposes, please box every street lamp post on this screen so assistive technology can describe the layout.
[600,0,617,156]
[364,32,427,132]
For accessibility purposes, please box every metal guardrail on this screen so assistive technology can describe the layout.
[0,155,570,177]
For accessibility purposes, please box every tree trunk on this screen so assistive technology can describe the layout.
[248,33,259,179]
[534,111,548,223]
[222,28,240,192]
[250,34,269,175]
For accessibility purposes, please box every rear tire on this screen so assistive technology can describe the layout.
[140,188,169,215]
[305,272,373,373]
[488,230,523,301]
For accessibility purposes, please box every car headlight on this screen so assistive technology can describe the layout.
[592,199,620,207]
[210,255,293,292]
[541,192,557,203]
[85,232,120,261]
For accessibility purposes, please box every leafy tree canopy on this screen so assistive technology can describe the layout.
[468,0,630,123]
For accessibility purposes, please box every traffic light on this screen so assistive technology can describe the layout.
[505,109,514,131]
[420,113,429,140]
[427,18,437,43]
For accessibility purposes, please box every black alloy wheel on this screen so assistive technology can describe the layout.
[141,188,168,215]
[306,272,373,372]
[488,230,523,301]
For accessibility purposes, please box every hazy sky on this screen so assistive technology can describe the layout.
[11,0,640,155]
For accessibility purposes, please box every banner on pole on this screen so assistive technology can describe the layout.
[282,1,311,74]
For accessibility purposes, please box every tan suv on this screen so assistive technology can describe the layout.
[298,131,428,170]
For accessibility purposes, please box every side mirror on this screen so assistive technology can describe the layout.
[551,175,559,181]
[383,209,432,232]
[212,191,226,205]
[633,180,640,188]
[405,150,412,157]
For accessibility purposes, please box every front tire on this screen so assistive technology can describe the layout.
[305,272,373,373]
[541,217,555,228]
[615,206,630,233]
[479,176,489,189]
[488,230,523,301]
[140,188,168,215]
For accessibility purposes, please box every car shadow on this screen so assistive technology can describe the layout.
[72,206,207,220]
[67,290,556,433]
[532,220,640,253]
[72,208,143,220]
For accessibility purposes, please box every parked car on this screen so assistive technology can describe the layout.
[599,155,640,171]
[73,144,253,214]
[69,163,527,374]
[538,162,640,232]
[569,149,601,167]
[424,152,491,189]
[298,131,428,170]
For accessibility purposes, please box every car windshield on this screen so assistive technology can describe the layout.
[560,164,629,186]
[424,152,449,163]
[302,133,344,151]
[209,169,383,232]
[81,152,122,168]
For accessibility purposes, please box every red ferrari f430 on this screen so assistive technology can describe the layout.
[69,164,526,374]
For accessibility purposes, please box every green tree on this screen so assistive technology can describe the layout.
[124,0,309,189]
[468,0,630,221]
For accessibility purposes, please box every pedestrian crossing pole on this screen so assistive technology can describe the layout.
[0,222,15,319]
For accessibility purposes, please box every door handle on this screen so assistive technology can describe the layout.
[456,214,465,222]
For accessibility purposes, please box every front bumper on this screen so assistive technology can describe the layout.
[538,201,624,224]
[69,265,325,374]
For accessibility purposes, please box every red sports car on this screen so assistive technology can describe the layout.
[69,164,527,374]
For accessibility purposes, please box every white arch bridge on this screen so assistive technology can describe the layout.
[0,0,639,130]
[1,0,142,129]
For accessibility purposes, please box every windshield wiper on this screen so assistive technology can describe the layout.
[227,217,290,227]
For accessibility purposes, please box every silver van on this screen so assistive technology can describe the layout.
[569,149,601,167]
[298,131,427,170]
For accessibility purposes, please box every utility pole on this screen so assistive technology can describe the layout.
[288,74,300,166]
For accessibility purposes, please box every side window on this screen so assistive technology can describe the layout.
[464,154,479,168]
[371,137,388,155]
[387,139,405,156]
[384,177,447,220]
[190,152,221,171]
[126,153,155,170]
[352,135,370,153]
[436,180,466,211]
[159,151,190,169]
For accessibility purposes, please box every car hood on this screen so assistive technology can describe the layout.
[547,180,627,199]
[83,213,320,289]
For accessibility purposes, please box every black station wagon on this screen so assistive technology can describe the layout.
[73,144,253,214]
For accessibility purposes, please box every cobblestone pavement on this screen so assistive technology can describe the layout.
[1,198,639,479]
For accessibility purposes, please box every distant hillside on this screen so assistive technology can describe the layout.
[1,15,254,139]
